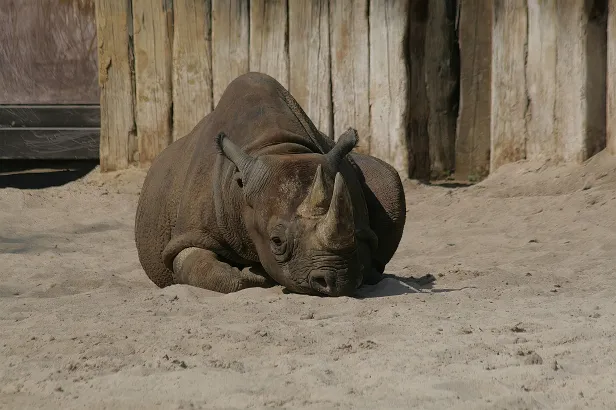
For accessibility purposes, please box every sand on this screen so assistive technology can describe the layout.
[1,152,616,409]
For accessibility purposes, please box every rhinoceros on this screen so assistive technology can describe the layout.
[134,72,406,297]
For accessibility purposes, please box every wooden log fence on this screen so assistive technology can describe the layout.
[95,0,613,182]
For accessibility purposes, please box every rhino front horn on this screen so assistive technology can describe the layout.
[317,172,355,250]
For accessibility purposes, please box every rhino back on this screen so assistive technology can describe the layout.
[206,72,333,156]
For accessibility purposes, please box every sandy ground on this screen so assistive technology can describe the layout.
[1,152,616,410]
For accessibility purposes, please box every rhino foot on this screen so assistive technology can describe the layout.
[172,247,275,293]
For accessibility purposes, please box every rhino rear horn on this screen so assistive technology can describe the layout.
[297,164,330,217]
[317,172,355,250]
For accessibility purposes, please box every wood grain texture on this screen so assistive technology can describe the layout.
[525,1,606,162]
[249,0,289,90]
[330,0,370,152]
[525,0,556,161]
[608,0,616,155]
[211,0,249,107]
[289,0,332,137]
[369,0,410,173]
[455,0,492,180]
[490,0,527,173]
[0,129,99,159]
[425,0,458,178]
[408,0,430,179]
[249,0,289,88]
[584,0,608,159]
[0,106,100,128]
[0,0,99,104]
[132,0,173,166]
[172,0,213,141]
[95,0,136,172]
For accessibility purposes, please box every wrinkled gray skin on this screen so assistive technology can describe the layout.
[134,72,406,297]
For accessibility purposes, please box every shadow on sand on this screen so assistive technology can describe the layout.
[0,160,97,190]
[418,180,476,189]
[356,273,477,298]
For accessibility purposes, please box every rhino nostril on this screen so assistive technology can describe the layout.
[324,272,336,290]
[310,273,328,290]
[309,271,338,295]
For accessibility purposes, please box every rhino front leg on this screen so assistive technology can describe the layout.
[349,153,406,284]
[172,247,274,293]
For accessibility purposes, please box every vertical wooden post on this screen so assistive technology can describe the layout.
[408,0,430,179]
[608,0,616,155]
[425,0,458,179]
[564,0,606,161]
[490,0,527,172]
[525,0,557,161]
[211,0,249,107]
[369,0,410,173]
[526,0,606,163]
[132,0,173,166]
[329,0,369,151]
[95,0,136,171]
[455,0,492,181]
[289,0,332,137]
[172,0,214,141]
[249,0,289,89]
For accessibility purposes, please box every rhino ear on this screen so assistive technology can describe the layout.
[215,132,268,202]
[215,132,256,188]
[324,128,358,171]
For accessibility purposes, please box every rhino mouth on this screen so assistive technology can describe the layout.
[301,250,360,297]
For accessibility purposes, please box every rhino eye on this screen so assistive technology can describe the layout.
[269,223,290,259]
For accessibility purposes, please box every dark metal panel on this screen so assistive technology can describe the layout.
[0,128,99,159]
[0,105,100,128]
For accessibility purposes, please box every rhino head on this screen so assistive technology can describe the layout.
[215,129,363,296]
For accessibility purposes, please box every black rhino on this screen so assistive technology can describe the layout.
[135,72,406,297]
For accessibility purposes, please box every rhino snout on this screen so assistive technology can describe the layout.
[308,270,357,297]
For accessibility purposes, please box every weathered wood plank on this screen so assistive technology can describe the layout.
[289,0,332,137]
[0,106,100,128]
[554,0,606,161]
[408,0,430,179]
[95,0,136,171]
[490,0,527,172]
[608,0,616,155]
[172,0,213,141]
[369,0,410,173]
[526,0,568,160]
[0,0,99,104]
[330,0,370,152]
[132,0,173,166]
[0,129,99,159]
[425,0,458,178]
[249,0,289,89]
[455,0,492,181]
[525,0,607,162]
[211,0,249,107]
[525,0,556,161]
